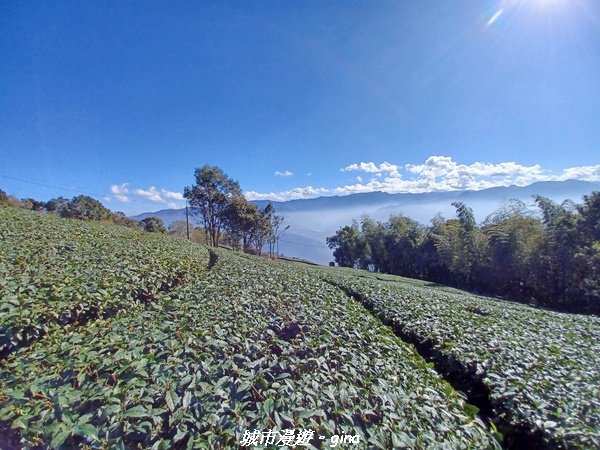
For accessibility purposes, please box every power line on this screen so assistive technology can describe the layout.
[0,173,183,208]
[279,238,327,249]
[0,173,107,197]
[287,227,329,234]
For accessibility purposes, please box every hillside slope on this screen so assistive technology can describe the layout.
[1,207,598,449]
[315,267,600,449]
[0,207,497,449]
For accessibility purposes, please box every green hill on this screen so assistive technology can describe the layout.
[0,207,598,449]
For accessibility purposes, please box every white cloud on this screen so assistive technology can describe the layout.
[132,187,185,204]
[245,156,600,201]
[109,158,600,206]
[341,161,400,177]
[245,186,328,202]
[275,170,294,177]
[557,165,600,182]
[133,186,163,202]
[405,156,550,189]
[109,183,130,202]
[161,190,184,201]
[108,183,184,206]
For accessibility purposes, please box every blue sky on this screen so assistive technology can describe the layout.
[1,0,599,214]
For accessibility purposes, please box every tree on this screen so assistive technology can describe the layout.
[112,211,139,228]
[168,220,189,237]
[326,222,368,268]
[533,196,579,308]
[361,216,388,272]
[218,195,284,256]
[270,213,289,258]
[483,200,544,299]
[20,198,46,211]
[444,202,488,287]
[45,197,70,215]
[184,166,243,247]
[384,215,425,278]
[65,195,112,221]
[138,217,167,233]
[324,193,599,314]
[44,195,113,221]
[222,196,258,250]
[252,204,274,256]
[575,192,600,311]
[0,189,21,207]
[417,225,448,283]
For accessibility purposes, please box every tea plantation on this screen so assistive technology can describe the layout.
[317,268,600,449]
[0,206,598,449]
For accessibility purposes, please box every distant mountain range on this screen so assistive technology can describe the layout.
[131,180,600,264]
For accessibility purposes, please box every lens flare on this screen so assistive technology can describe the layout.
[486,9,504,26]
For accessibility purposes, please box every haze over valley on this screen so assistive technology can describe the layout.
[2,1,600,448]
[133,179,600,264]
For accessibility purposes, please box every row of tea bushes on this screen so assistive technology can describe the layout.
[0,214,499,449]
[0,207,210,358]
[318,268,600,449]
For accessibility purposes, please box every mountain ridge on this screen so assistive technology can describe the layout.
[131,180,600,263]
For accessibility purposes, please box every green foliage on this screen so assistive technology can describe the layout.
[385,215,426,277]
[0,208,499,449]
[184,165,243,247]
[138,216,167,233]
[326,193,600,314]
[326,222,368,269]
[184,166,286,255]
[435,203,488,285]
[269,212,289,259]
[319,267,600,449]
[63,195,113,221]
[221,196,261,251]
[0,189,23,208]
[1,188,141,229]
[111,211,139,229]
[482,202,544,299]
[18,198,46,211]
[45,196,72,216]
[0,207,209,358]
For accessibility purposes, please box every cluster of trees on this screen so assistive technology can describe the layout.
[0,189,139,228]
[184,166,288,256]
[0,188,208,239]
[1,166,290,255]
[138,216,168,233]
[327,193,600,314]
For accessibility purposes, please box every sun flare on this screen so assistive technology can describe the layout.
[486,0,577,28]
[486,9,504,26]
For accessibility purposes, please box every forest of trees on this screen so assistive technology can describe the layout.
[0,189,140,228]
[327,193,600,315]
[184,165,287,257]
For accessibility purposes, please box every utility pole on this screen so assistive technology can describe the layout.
[185,200,190,240]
